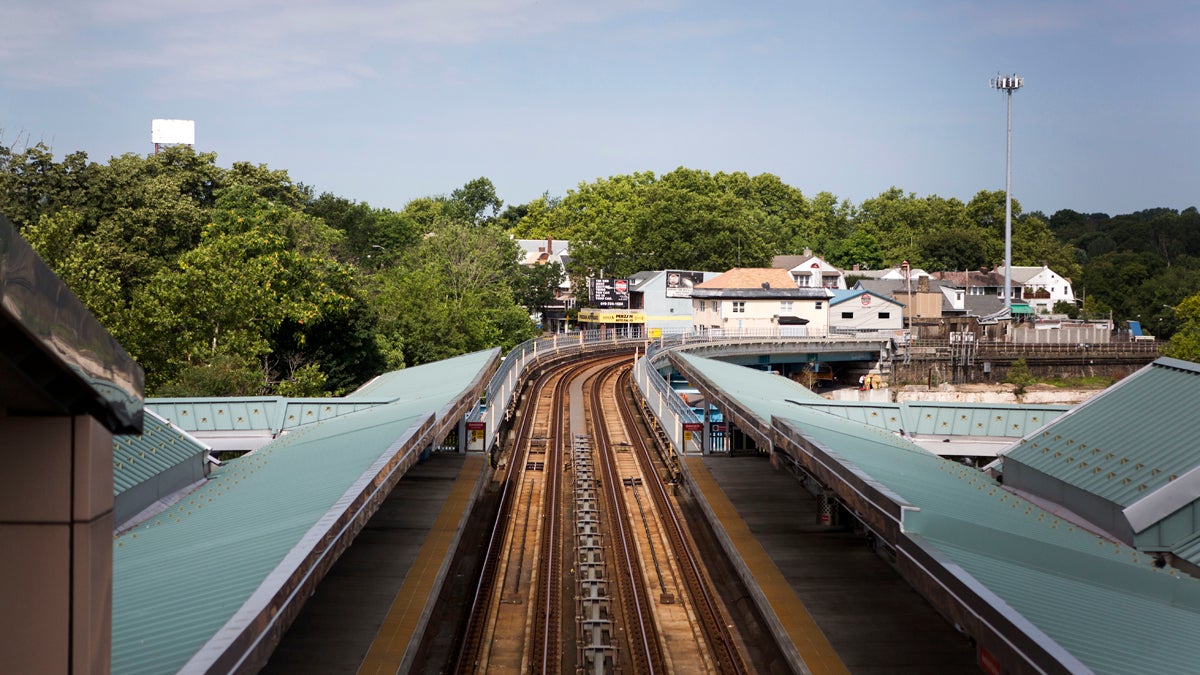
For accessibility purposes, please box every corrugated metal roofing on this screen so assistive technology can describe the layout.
[803,401,907,432]
[278,400,389,429]
[904,402,1065,438]
[345,353,497,400]
[678,353,1200,674]
[800,400,1067,438]
[1174,533,1200,568]
[1003,358,1200,508]
[113,410,209,496]
[148,397,394,435]
[112,349,496,675]
[147,397,286,433]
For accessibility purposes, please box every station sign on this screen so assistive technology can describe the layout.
[711,423,727,433]
[466,421,486,451]
[683,421,703,441]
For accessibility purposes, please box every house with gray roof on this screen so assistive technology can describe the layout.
[828,289,904,333]
[693,268,832,335]
[772,250,848,290]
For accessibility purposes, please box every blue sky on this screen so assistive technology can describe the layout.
[2,0,1196,217]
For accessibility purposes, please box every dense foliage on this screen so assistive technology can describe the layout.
[1,144,536,395]
[2,142,1197,393]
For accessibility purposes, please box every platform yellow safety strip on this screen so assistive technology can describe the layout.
[358,454,486,675]
[685,457,850,675]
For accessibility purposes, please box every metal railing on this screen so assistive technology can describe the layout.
[470,328,899,456]
[903,338,1161,357]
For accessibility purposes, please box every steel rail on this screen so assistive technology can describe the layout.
[451,366,552,674]
[616,367,750,675]
[529,361,572,674]
[591,362,664,675]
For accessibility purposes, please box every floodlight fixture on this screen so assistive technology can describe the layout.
[991,73,1023,309]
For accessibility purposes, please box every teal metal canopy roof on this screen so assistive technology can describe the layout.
[1003,358,1200,510]
[675,353,1200,674]
[800,400,1067,438]
[146,397,287,433]
[112,349,497,674]
[113,410,208,498]
[147,397,394,435]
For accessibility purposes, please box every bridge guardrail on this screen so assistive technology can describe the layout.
[468,328,893,457]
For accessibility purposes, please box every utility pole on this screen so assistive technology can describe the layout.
[991,73,1023,310]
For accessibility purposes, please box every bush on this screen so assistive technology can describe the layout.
[1004,358,1036,398]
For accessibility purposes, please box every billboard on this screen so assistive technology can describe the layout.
[577,309,644,323]
[151,119,195,145]
[665,270,705,298]
[590,278,630,309]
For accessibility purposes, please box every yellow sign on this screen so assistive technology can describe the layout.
[649,328,662,338]
[577,309,646,323]
[684,431,693,441]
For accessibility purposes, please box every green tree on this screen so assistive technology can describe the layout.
[1005,358,1036,398]
[1164,294,1200,363]
[505,194,561,238]
[155,354,265,397]
[518,261,566,330]
[1052,300,1080,319]
[855,188,941,266]
[22,208,126,331]
[0,144,93,229]
[130,186,355,393]
[305,193,419,267]
[371,220,536,366]
[800,191,855,261]
[449,177,503,225]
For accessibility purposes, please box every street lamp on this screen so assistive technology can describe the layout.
[991,72,1023,309]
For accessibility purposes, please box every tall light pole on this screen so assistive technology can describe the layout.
[991,72,1023,310]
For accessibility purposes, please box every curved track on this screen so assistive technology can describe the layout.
[452,353,752,674]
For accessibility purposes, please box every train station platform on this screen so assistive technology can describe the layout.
[264,452,488,674]
[112,350,498,674]
[683,455,977,674]
[671,352,1200,673]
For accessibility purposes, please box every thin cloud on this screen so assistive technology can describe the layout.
[1,0,664,94]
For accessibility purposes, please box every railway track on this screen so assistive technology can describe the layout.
[451,353,752,674]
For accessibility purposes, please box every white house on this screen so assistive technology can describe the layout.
[998,265,1076,314]
[515,237,573,331]
[692,268,832,335]
[773,250,847,289]
[829,290,905,333]
[851,265,931,282]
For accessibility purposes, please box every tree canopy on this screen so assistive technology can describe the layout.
[3,141,1198,396]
